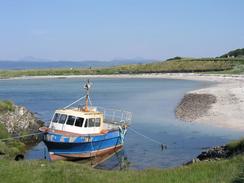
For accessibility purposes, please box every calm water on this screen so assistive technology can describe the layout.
[0,78,242,169]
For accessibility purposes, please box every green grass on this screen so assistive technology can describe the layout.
[1,57,244,78]
[0,140,26,159]
[0,155,243,183]
[0,100,14,112]
[227,138,244,154]
[0,121,26,159]
[0,123,9,139]
[1,57,244,79]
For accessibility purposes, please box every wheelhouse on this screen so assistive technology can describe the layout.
[49,108,104,134]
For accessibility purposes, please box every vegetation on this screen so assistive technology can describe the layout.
[227,138,244,154]
[1,49,244,78]
[0,123,9,139]
[0,123,26,159]
[166,56,183,61]
[0,119,244,183]
[0,100,14,112]
[0,155,243,183]
[220,48,244,58]
[0,58,242,78]
[0,100,26,159]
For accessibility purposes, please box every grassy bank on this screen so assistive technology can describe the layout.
[0,100,26,159]
[1,124,244,183]
[0,123,26,160]
[0,155,243,183]
[0,131,244,183]
[1,58,244,78]
[0,100,14,113]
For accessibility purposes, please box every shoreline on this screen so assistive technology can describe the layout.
[1,73,244,131]
[185,79,244,131]
[2,73,244,81]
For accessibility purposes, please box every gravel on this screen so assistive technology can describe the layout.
[176,93,217,122]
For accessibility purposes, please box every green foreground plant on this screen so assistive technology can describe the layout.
[0,155,243,183]
[0,100,14,112]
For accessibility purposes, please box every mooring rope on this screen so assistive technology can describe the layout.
[128,127,167,150]
[63,95,86,109]
[0,132,43,141]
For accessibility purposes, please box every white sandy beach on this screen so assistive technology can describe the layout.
[3,73,244,131]
[188,77,244,131]
[163,73,244,131]
[164,73,244,131]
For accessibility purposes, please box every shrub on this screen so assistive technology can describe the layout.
[226,138,244,154]
[0,100,14,112]
[0,123,9,139]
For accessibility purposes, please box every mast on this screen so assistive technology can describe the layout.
[83,79,92,112]
[85,95,89,112]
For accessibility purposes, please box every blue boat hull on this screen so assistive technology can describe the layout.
[41,128,126,160]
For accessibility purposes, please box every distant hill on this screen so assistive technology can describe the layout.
[0,59,156,70]
[220,48,244,58]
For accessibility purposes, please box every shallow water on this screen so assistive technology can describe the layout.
[0,78,242,169]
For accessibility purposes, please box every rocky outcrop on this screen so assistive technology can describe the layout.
[185,143,244,165]
[0,102,44,160]
[0,104,43,135]
[196,146,229,160]
[176,93,216,122]
[184,146,228,165]
[0,104,44,145]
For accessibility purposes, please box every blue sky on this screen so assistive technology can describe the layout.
[0,0,243,61]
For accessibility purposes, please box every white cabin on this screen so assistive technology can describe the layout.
[49,107,104,134]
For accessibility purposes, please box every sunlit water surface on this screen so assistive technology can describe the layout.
[0,78,242,169]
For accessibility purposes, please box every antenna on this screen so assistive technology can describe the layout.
[83,79,92,112]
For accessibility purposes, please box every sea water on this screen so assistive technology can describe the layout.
[0,78,242,169]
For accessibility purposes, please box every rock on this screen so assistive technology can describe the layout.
[197,145,229,160]
[184,145,232,165]
[184,158,200,165]
[176,93,217,122]
[0,103,44,145]
[193,158,200,163]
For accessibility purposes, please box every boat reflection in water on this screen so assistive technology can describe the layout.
[77,147,130,170]
[95,149,130,170]
[25,141,130,170]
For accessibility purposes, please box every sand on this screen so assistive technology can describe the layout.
[188,78,244,131]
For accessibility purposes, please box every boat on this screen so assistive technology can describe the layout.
[39,80,132,161]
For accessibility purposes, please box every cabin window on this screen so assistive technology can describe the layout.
[75,117,84,127]
[85,118,100,127]
[59,114,67,124]
[88,118,96,127]
[66,115,76,126]
[95,118,101,127]
[52,113,60,123]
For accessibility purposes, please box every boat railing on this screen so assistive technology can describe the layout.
[95,106,132,126]
[46,106,132,128]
